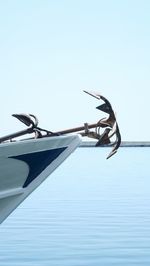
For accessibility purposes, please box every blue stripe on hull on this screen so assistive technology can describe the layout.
[10,147,66,187]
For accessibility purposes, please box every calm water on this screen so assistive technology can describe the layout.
[0,148,150,265]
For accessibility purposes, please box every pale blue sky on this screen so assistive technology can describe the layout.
[0,0,150,140]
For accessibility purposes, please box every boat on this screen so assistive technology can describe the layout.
[0,91,121,224]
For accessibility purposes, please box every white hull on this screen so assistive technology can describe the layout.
[0,135,81,223]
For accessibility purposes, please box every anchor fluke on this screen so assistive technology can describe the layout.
[95,128,111,146]
[96,103,112,114]
[12,113,38,127]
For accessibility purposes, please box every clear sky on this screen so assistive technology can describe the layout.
[0,0,150,141]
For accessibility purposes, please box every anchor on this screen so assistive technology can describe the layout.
[0,91,121,158]
[82,90,121,158]
[54,90,121,159]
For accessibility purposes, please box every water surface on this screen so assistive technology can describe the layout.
[0,148,150,265]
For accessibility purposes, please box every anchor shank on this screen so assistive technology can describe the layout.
[55,122,106,135]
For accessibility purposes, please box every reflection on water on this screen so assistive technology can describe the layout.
[0,148,150,265]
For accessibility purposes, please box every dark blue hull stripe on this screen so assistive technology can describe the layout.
[10,147,67,187]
